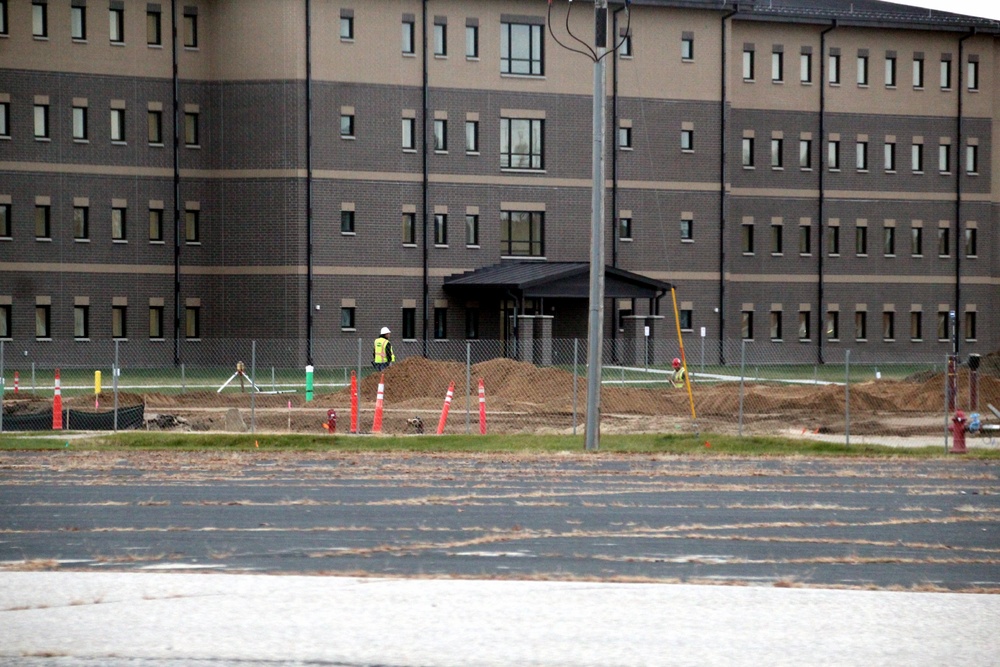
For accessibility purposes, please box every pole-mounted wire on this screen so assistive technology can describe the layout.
[547,0,632,64]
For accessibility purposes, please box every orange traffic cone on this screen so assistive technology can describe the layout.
[350,371,358,434]
[478,378,487,435]
[52,369,63,430]
[436,381,455,435]
[372,373,385,434]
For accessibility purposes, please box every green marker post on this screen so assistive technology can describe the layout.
[305,365,314,402]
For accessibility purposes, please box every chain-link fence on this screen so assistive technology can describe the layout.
[1,338,998,448]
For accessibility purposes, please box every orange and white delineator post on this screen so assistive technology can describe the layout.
[13,371,19,394]
[478,378,487,435]
[350,371,358,434]
[371,373,386,434]
[52,369,63,430]
[436,381,455,435]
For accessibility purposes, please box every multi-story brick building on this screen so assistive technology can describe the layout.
[1,0,997,367]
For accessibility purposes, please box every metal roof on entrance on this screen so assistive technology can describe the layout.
[443,262,673,299]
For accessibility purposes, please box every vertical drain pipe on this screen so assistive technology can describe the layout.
[305,0,314,365]
[954,29,975,357]
[718,5,738,366]
[171,0,181,365]
[817,21,836,365]
[421,0,429,357]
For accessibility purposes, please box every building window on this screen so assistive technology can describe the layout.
[857,54,869,85]
[619,125,632,149]
[680,309,693,331]
[937,311,949,341]
[0,101,9,137]
[798,311,811,340]
[183,10,197,48]
[466,24,479,58]
[402,307,416,339]
[965,312,976,341]
[681,217,694,241]
[36,305,51,338]
[501,117,543,170]
[743,48,754,80]
[0,0,8,36]
[770,310,783,340]
[466,308,480,339]
[968,59,979,91]
[74,305,89,339]
[799,139,811,169]
[940,58,951,89]
[0,304,10,339]
[741,137,754,167]
[434,119,447,151]
[829,53,841,84]
[501,22,544,75]
[340,14,354,41]
[827,224,840,255]
[799,224,811,255]
[911,226,923,256]
[341,112,354,138]
[340,210,355,234]
[341,307,355,330]
[72,106,88,140]
[402,117,415,150]
[111,108,125,142]
[855,311,867,340]
[109,5,124,44]
[32,1,47,37]
[112,206,126,240]
[466,120,479,153]
[771,138,783,168]
[619,216,632,240]
[149,305,164,339]
[148,110,163,144]
[884,141,896,171]
[910,312,922,341]
[855,225,867,255]
[682,35,694,61]
[741,310,754,340]
[884,226,896,256]
[434,21,446,56]
[937,227,949,257]
[912,57,924,88]
[185,210,199,242]
[35,205,50,239]
[147,8,161,45]
[856,141,868,171]
[966,144,978,174]
[501,210,544,257]
[73,206,89,240]
[34,104,49,139]
[828,140,840,170]
[149,208,163,242]
[466,214,479,246]
[434,213,447,245]
[618,32,632,57]
[771,222,783,254]
[71,4,87,40]
[883,311,895,341]
[434,307,447,339]
[680,128,694,151]
[0,203,10,237]
[402,211,415,245]
[402,18,415,54]
[965,227,977,257]
[826,311,839,340]
[182,112,198,146]
[741,221,754,254]
[185,306,200,339]
[885,55,897,86]
[939,144,950,173]
[112,305,127,339]
[912,143,923,173]
[772,50,783,82]
[800,51,812,83]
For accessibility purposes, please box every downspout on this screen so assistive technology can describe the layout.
[718,5,737,366]
[954,28,975,357]
[817,20,836,365]
[305,0,314,365]
[421,0,429,357]
[171,0,181,365]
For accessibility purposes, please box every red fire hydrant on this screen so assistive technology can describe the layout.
[950,410,967,454]
[326,409,337,434]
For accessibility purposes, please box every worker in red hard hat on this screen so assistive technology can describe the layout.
[670,357,686,388]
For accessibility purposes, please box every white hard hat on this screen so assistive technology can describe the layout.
[380,326,391,335]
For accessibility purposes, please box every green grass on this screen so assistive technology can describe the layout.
[2,431,996,459]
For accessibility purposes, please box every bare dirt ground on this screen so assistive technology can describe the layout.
[4,354,1000,439]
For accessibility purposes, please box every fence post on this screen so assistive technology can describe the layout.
[573,338,579,436]
[844,349,850,447]
[32,362,35,393]
[1,340,5,434]
[250,340,256,434]
[943,355,950,452]
[357,337,362,385]
[113,340,120,433]
[738,339,746,437]
[466,342,472,434]
[271,366,276,393]
[181,363,186,394]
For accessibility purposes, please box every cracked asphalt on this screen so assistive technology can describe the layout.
[1,451,998,590]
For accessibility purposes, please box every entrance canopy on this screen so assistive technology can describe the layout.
[443,262,673,300]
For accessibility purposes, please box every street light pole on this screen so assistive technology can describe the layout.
[585,0,608,452]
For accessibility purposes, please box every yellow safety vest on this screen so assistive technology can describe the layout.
[373,337,394,363]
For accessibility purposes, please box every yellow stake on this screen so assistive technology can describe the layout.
[671,287,697,420]
[94,370,102,395]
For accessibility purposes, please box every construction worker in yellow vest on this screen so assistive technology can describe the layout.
[373,326,396,372]
[671,357,687,388]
